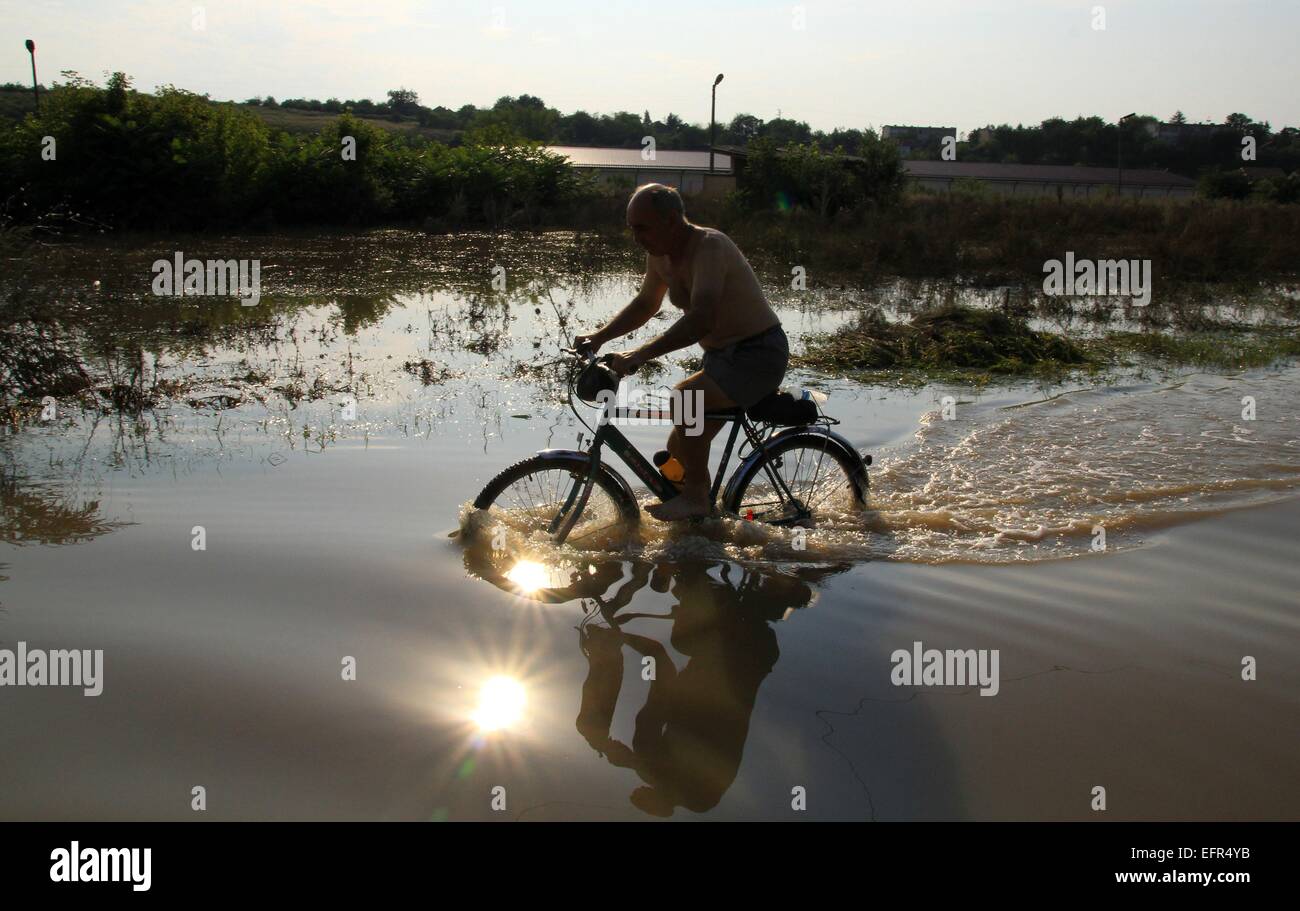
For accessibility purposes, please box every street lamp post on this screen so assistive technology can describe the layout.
[1117,112,1136,197]
[709,73,724,173]
[25,39,39,112]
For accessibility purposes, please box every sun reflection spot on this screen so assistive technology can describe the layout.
[505,560,549,593]
[471,676,526,732]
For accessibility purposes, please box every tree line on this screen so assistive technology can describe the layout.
[2,74,1296,237]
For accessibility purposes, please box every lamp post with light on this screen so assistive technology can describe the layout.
[1117,112,1137,196]
[25,39,40,112]
[709,73,724,173]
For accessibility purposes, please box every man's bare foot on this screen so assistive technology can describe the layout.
[647,494,713,521]
[647,493,717,522]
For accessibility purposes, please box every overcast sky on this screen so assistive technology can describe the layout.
[3,0,1296,135]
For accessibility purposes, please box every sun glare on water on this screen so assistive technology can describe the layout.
[471,676,527,732]
[505,560,549,593]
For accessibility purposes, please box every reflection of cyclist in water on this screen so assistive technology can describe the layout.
[459,544,848,816]
[574,560,846,816]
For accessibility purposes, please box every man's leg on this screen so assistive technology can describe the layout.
[647,371,732,521]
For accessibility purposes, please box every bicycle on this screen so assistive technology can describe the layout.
[472,348,871,547]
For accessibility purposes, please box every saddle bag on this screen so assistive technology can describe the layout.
[746,390,818,426]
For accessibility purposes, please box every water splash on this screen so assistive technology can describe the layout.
[460,369,1300,566]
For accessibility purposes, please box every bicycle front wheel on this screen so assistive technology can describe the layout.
[725,433,868,526]
[472,455,640,548]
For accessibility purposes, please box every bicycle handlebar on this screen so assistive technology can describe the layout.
[560,346,599,363]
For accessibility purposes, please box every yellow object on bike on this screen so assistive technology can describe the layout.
[653,450,685,484]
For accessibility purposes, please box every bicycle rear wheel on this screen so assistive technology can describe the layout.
[725,433,868,526]
[473,455,640,548]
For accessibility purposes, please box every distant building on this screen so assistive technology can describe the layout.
[552,144,1199,201]
[904,161,1196,198]
[882,125,958,154]
[716,146,1195,199]
[542,146,735,197]
[1145,122,1232,145]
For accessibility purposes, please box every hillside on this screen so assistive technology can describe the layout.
[1,87,462,143]
[235,103,461,143]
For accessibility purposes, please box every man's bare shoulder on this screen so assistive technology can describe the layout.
[695,225,733,246]
[693,226,746,264]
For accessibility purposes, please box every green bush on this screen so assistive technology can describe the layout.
[1,73,275,228]
[737,133,904,217]
[1252,174,1300,204]
[1198,168,1253,200]
[0,73,599,231]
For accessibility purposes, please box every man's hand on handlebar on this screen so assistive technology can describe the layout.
[603,349,646,376]
[567,334,648,375]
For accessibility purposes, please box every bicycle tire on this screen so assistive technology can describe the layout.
[473,454,641,547]
[724,432,868,525]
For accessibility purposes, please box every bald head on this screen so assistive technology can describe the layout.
[627,183,691,256]
[628,183,685,222]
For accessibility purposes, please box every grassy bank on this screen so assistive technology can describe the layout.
[713,193,1300,286]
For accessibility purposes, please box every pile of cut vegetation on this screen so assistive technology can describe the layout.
[797,304,1090,375]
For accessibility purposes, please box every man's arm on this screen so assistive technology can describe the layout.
[577,260,667,350]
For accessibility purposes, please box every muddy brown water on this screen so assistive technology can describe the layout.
[2,231,1297,819]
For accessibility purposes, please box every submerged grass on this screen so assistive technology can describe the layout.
[794,304,1092,385]
[1088,328,1300,371]
[795,304,1300,386]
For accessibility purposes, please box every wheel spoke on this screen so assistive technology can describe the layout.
[479,462,633,547]
[734,440,861,526]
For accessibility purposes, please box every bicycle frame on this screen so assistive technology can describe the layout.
[550,399,805,543]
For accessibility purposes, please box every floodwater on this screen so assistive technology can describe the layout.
[2,231,1298,819]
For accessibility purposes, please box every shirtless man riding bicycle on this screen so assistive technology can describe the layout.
[575,183,789,521]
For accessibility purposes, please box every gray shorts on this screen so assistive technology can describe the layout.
[701,324,789,409]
